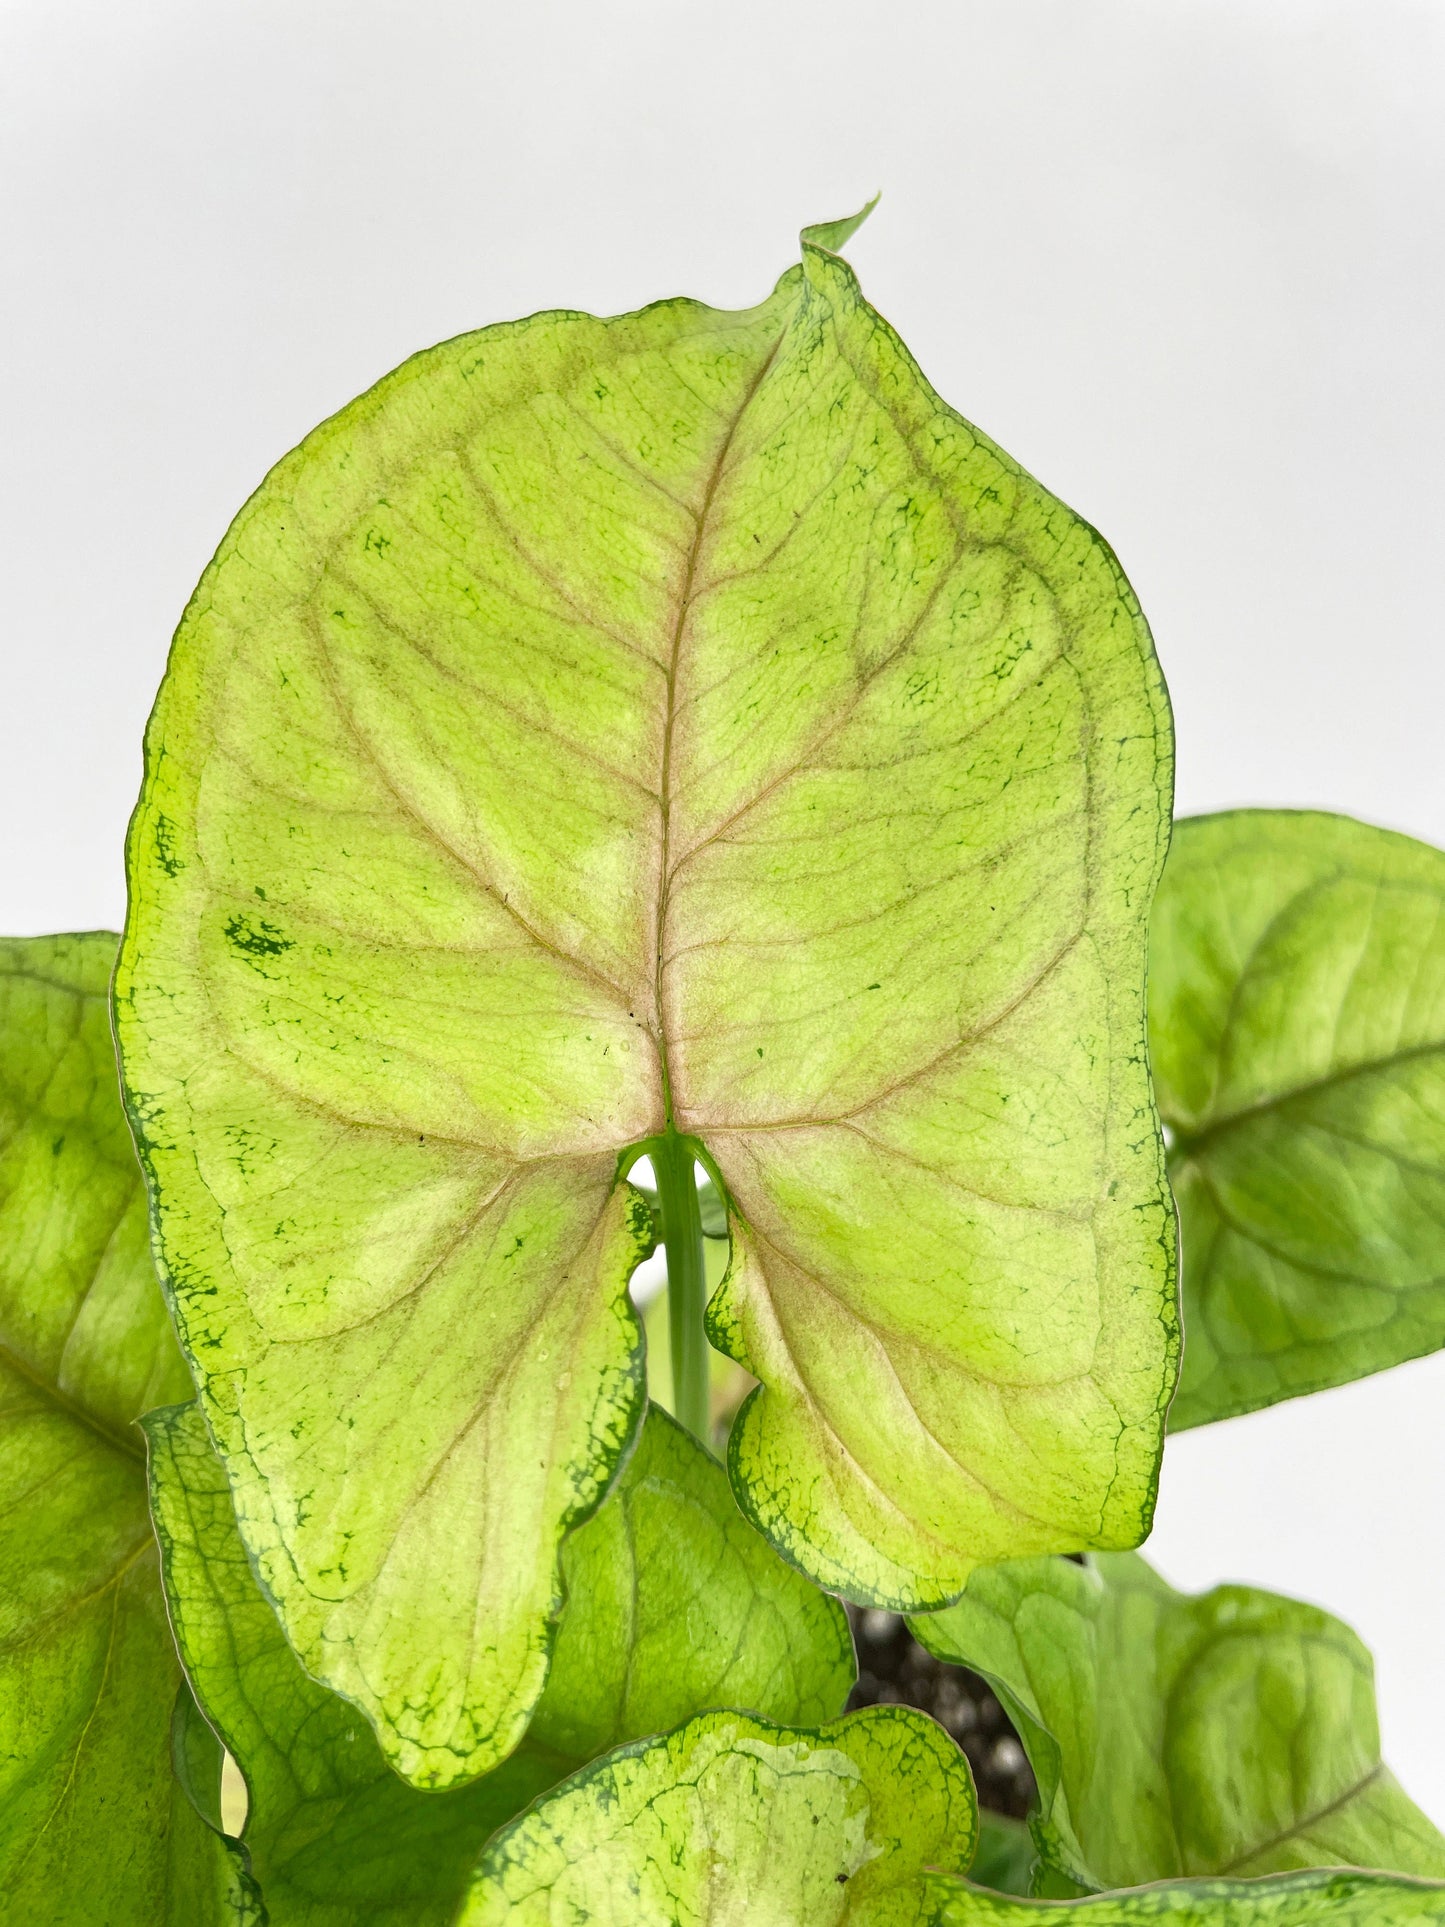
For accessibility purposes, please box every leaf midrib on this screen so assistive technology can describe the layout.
[0,1339,144,1463]
[1213,1762,1384,1876]
[1169,1039,1445,1161]
[652,332,786,1124]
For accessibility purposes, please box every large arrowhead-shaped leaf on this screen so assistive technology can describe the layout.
[0,935,256,1923]
[146,1397,856,1924]
[911,1552,1445,1894]
[116,209,1176,1782]
[459,1705,977,1924]
[1148,810,1445,1428]
[928,1869,1445,1924]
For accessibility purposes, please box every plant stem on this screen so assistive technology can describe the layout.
[654,1130,710,1443]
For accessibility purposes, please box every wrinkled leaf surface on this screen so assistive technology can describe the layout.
[912,1551,1445,1893]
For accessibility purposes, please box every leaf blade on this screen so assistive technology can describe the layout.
[145,1398,563,1927]
[459,1705,977,1925]
[1149,810,1445,1428]
[530,1401,854,1761]
[911,1551,1445,1893]
[147,1393,859,1922]
[118,224,1176,1773]
[0,935,253,1924]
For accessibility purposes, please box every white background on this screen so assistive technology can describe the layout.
[4,0,1444,1820]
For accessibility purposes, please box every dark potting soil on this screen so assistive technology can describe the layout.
[843,1603,1037,1821]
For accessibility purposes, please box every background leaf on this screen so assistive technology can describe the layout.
[116,218,1174,1780]
[1149,810,1445,1428]
[969,1812,1038,1896]
[928,1869,1445,1924]
[0,934,255,1924]
[530,1401,854,1760]
[911,1552,1445,1893]
[459,1704,977,1925]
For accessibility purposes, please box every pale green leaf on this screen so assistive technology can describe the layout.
[1148,810,1445,1428]
[145,1398,564,1927]
[530,1401,854,1760]
[912,1552,1445,1894]
[0,935,255,1924]
[459,1705,977,1925]
[928,1869,1445,1924]
[116,214,1175,1782]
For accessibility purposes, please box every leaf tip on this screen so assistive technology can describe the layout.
[801,195,880,258]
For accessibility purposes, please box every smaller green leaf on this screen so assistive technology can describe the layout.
[927,1868,1445,1924]
[911,1553,1445,1894]
[460,1705,978,1925]
[1148,810,1445,1427]
[530,1402,854,1762]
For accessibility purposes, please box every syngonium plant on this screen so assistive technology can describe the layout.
[4,204,1445,1925]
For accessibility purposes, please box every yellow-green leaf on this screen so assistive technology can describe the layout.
[459,1705,977,1925]
[146,1398,563,1927]
[116,211,1176,1783]
[0,935,255,1924]
[146,1395,856,1923]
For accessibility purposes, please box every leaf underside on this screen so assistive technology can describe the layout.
[0,936,253,1923]
[911,1550,1445,1895]
[116,218,1176,1782]
[458,1705,977,1925]
[1149,810,1445,1428]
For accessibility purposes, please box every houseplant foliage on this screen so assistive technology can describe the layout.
[4,209,1445,1922]
[0,937,258,1924]
[112,200,1177,1785]
[1149,810,1445,1429]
